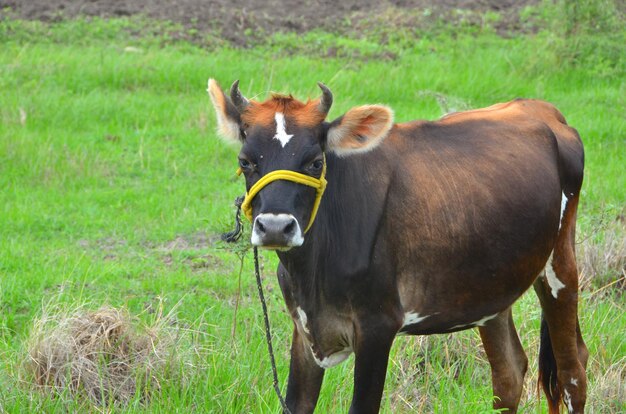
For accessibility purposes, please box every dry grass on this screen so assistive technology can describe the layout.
[578,215,626,294]
[23,301,185,406]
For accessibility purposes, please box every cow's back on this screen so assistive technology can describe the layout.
[440,99,584,196]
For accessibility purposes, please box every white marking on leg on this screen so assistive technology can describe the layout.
[563,388,574,413]
[310,346,352,369]
[273,112,293,147]
[296,306,310,334]
[544,253,565,299]
[570,377,578,386]
[559,192,568,230]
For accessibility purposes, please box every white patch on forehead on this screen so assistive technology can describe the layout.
[273,112,293,148]
[310,346,352,369]
[570,377,578,386]
[559,192,568,230]
[296,307,310,334]
[544,252,565,299]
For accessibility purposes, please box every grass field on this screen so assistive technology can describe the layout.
[0,8,625,413]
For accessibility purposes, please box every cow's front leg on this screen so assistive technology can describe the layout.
[285,326,325,414]
[349,319,397,414]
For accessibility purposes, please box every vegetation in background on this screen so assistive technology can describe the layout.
[0,0,624,412]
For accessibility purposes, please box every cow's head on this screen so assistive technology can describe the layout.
[208,79,394,250]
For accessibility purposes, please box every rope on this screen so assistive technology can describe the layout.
[253,247,292,414]
[237,154,327,233]
[223,195,292,412]
[220,196,244,243]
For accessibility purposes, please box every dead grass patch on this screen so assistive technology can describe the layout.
[22,301,187,407]
[579,215,626,295]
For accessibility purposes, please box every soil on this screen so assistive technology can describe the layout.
[1,0,538,46]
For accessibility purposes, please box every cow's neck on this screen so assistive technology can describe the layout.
[276,151,391,306]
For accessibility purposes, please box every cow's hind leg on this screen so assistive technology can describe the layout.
[534,194,587,414]
[478,308,528,413]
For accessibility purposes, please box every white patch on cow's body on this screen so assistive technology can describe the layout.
[311,347,352,369]
[570,377,578,386]
[559,191,568,230]
[296,307,310,334]
[251,213,304,248]
[563,388,574,413]
[397,312,430,335]
[273,112,293,147]
[449,322,470,330]
[544,253,566,299]
[402,312,429,327]
[449,313,498,330]
[474,313,499,326]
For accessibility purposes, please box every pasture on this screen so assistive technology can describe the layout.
[0,4,624,413]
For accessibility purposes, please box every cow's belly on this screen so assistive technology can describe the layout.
[394,243,550,335]
[388,171,560,334]
[397,298,510,336]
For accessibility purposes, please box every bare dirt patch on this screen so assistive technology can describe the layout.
[2,0,539,46]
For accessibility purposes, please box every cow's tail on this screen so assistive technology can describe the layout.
[538,313,561,414]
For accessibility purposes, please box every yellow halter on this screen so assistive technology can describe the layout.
[237,155,327,233]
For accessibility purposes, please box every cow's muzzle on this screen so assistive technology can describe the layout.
[251,213,304,249]
[238,156,327,234]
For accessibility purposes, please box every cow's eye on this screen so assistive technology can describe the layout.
[239,158,253,171]
[308,159,324,173]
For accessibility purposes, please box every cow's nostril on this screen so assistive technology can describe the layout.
[283,219,296,235]
[251,214,303,248]
[257,220,266,234]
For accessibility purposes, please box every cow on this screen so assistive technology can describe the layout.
[207,79,588,414]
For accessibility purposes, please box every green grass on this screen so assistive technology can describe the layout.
[1,15,625,413]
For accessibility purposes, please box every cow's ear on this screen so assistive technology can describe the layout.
[326,105,394,156]
[207,78,242,144]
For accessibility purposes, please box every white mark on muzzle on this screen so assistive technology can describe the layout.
[251,213,304,248]
[273,112,293,148]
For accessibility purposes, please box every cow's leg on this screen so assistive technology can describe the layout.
[576,318,589,370]
[534,194,587,414]
[285,327,325,414]
[478,308,528,413]
[349,317,398,414]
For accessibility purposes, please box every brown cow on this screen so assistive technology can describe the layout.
[208,79,587,414]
